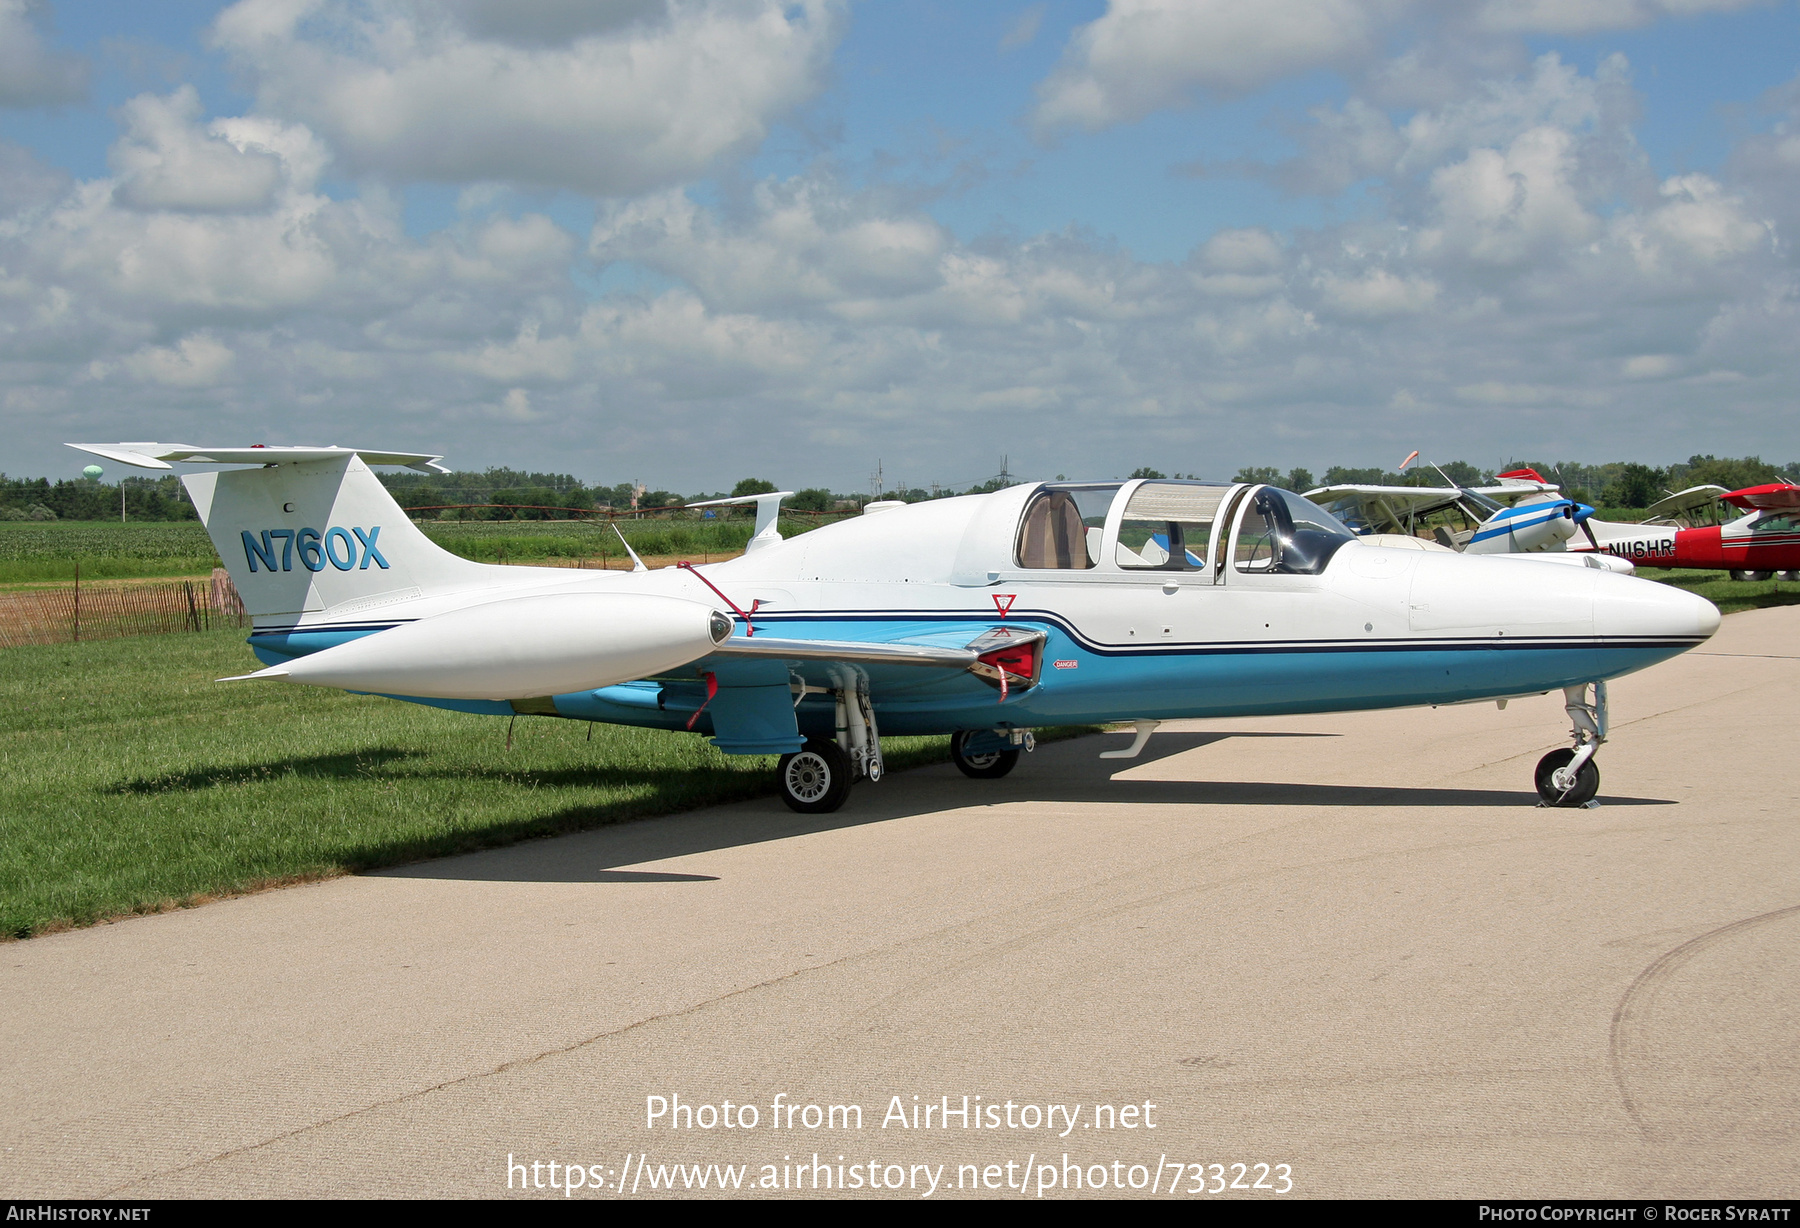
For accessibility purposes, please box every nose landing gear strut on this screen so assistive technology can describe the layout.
[1535,681,1605,808]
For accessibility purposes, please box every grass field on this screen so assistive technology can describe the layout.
[0,522,218,583]
[1651,568,1800,615]
[0,629,977,940]
[0,516,843,584]
[420,515,842,565]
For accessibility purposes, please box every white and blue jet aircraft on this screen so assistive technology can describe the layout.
[70,442,1722,812]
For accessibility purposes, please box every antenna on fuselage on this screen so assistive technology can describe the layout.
[612,524,648,572]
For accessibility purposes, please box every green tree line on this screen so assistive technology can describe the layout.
[0,475,196,522]
[1224,455,1800,509]
[8,455,1797,522]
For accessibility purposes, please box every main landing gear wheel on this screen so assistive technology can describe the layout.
[951,731,1020,780]
[1534,747,1599,808]
[1729,569,1775,582]
[1782,570,1800,582]
[777,737,853,814]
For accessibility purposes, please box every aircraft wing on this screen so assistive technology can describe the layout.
[1643,484,1730,519]
[707,625,1043,693]
[710,636,977,669]
[1304,484,1466,535]
[1468,480,1560,504]
[1720,482,1800,512]
[1305,484,1461,507]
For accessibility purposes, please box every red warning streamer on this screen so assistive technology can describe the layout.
[685,671,720,731]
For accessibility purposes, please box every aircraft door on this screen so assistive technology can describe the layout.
[1090,482,1231,646]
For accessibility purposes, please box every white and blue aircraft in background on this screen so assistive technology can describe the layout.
[70,443,1721,812]
[1304,467,1634,565]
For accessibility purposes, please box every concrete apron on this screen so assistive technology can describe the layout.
[2,607,1796,1198]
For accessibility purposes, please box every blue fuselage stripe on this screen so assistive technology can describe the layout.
[248,611,1697,735]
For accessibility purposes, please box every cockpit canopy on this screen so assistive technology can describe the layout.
[1230,485,1357,575]
[1014,480,1353,576]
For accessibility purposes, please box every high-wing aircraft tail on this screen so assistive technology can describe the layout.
[68,442,494,618]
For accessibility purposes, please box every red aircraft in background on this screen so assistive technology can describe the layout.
[1566,476,1800,581]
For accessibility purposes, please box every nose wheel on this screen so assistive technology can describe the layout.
[1536,682,1605,808]
[1534,747,1599,807]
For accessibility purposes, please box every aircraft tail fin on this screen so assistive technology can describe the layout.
[174,453,492,619]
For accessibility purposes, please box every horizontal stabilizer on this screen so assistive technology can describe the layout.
[66,442,448,474]
[685,491,796,553]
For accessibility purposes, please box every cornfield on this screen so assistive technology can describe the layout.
[0,569,247,649]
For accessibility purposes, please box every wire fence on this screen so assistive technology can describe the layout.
[0,568,246,649]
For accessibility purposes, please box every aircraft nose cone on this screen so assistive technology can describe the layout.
[1593,573,1720,641]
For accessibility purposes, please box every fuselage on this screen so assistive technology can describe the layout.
[240,478,1721,741]
[1575,507,1800,572]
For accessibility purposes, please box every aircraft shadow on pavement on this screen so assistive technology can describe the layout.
[387,731,1675,886]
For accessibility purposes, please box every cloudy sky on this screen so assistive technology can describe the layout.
[2,0,1797,491]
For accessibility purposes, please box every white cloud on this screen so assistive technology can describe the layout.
[109,88,287,213]
[1034,0,1382,132]
[1614,173,1771,270]
[593,182,948,311]
[1316,269,1440,318]
[1,50,1796,489]
[1034,0,1760,133]
[450,321,578,382]
[1420,126,1599,265]
[1474,0,1761,35]
[1395,52,1617,172]
[1622,353,1677,378]
[1455,380,1554,404]
[210,0,843,194]
[211,114,332,193]
[497,387,539,420]
[0,139,69,215]
[1200,228,1285,273]
[1214,52,1638,200]
[0,0,87,108]
[120,332,236,387]
[443,0,669,45]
